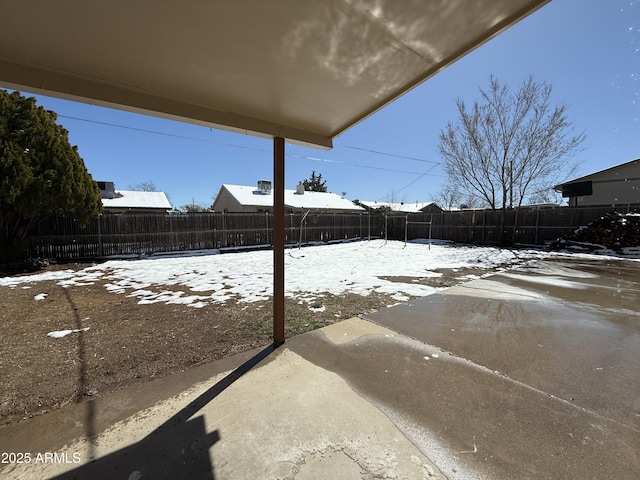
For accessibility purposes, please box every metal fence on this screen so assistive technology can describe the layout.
[26,204,639,260]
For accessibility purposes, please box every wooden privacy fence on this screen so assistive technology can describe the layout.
[27,212,385,259]
[426,203,640,245]
[26,204,639,260]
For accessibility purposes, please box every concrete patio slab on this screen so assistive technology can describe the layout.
[1,257,638,479]
[362,257,640,479]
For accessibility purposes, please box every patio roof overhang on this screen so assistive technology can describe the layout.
[0,0,550,344]
[0,0,548,149]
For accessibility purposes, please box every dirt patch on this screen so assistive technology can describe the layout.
[0,263,497,426]
[0,266,402,426]
[379,266,497,288]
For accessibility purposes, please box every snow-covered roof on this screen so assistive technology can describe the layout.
[102,190,172,210]
[220,184,364,211]
[357,200,438,213]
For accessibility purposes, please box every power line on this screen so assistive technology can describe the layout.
[337,144,439,164]
[288,153,444,176]
[59,115,267,152]
[361,127,439,148]
[375,164,440,201]
[59,113,444,176]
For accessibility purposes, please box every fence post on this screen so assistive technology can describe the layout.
[97,215,103,257]
[221,211,226,248]
[384,212,388,243]
[404,214,408,247]
[471,211,475,243]
[299,210,310,248]
[266,211,270,246]
[169,214,175,251]
[482,209,486,244]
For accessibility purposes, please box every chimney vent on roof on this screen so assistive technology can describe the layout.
[257,180,272,194]
[97,181,115,199]
[296,182,305,194]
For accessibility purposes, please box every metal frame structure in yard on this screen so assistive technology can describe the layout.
[404,215,433,249]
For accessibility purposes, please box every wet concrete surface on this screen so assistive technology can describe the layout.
[356,257,640,479]
[289,330,639,479]
[2,256,639,480]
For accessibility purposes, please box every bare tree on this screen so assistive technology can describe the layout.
[431,184,482,210]
[129,181,158,192]
[439,75,585,243]
[180,202,210,213]
[526,186,563,205]
[382,188,406,206]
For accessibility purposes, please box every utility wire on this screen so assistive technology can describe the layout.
[287,153,443,176]
[375,164,440,201]
[59,115,267,152]
[361,127,438,148]
[59,114,443,174]
[337,144,439,164]
[60,113,449,204]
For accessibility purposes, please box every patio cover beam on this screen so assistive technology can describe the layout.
[273,137,286,345]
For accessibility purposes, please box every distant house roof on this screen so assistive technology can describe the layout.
[552,158,640,206]
[102,190,172,211]
[214,184,365,212]
[356,200,441,213]
[554,158,640,190]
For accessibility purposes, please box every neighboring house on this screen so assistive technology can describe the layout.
[212,181,365,213]
[554,158,640,206]
[355,200,442,214]
[98,181,172,213]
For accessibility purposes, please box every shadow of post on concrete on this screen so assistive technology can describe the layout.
[51,343,278,480]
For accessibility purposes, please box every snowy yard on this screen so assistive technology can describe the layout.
[1,239,636,425]
[1,240,551,308]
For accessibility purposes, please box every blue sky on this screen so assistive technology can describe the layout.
[15,0,640,209]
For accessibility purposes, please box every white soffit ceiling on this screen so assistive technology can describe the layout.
[0,0,549,149]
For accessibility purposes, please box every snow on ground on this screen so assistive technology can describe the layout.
[0,240,557,308]
[47,326,90,338]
